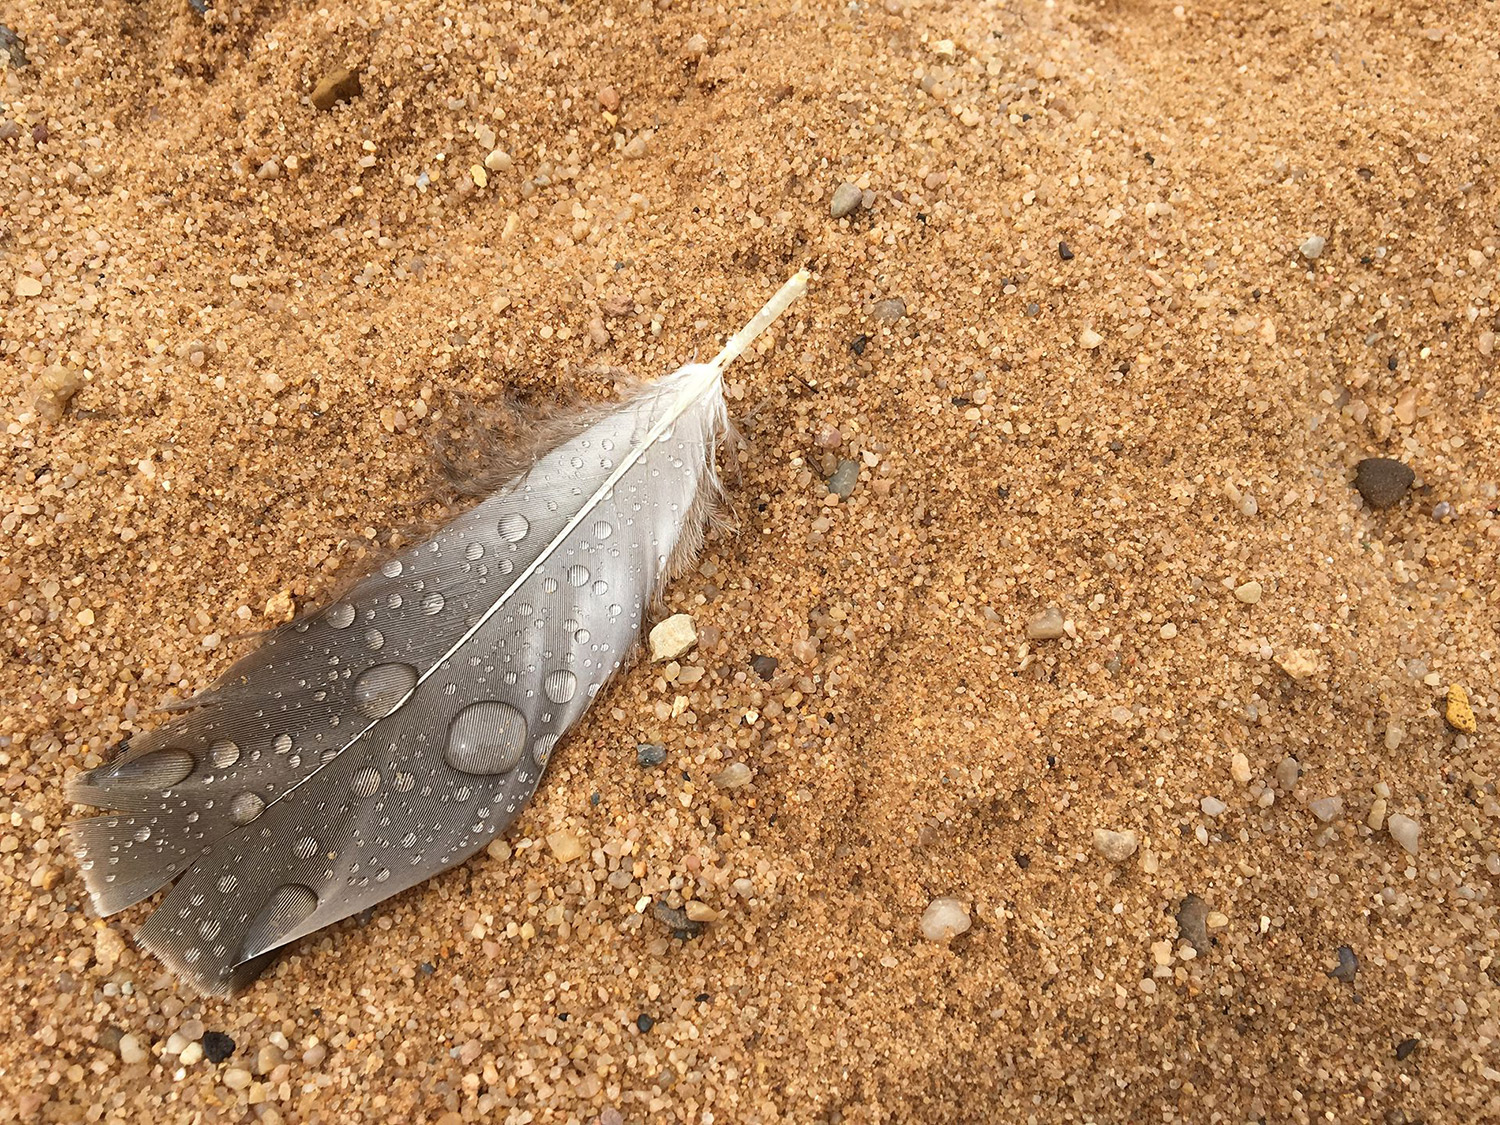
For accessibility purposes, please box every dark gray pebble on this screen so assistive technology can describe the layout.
[1058,240,1074,261]
[650,901,703,938]
[1327,944,1359,984]
[750,654,778,681]
[636,743,666,767]
[1354,457,1414,509]
[0,25,27,68]
[201,1031,235,1063]
[1175,893,1210,955]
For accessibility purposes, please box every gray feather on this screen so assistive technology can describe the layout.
[64,270,808,995]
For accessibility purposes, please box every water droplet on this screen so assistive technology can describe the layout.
[517,602,534,617]
[498,512,529,542]
[574,628,591,643]
[543,669,578,704]
[445,701,528,775]
[326,603,356,629]
[382,559,404,578]
[566,565,590,587]
[351,766,382,798]
[392,772,416,793]
[608,603,622,617]
[102,748,195,789]
[400,831,417,848]
[387,593,403,609]
[240,884,319,961]
[218,874,238,894]
[375,867,391,883]
[365,628,385,651]
[352,663,418,719]
[273,733,293,754]
[230,791,266,824]
[542,577,559,593]
[532,733,559,767]
[422,591,445,615]
[592,579,609,596]
[593,520,613,540]
[601,438,614,451]
[207,740,240,770]
[293,836,319,860]
[496,557,514,575]
[132,825,151,842]
[465,541,484,561]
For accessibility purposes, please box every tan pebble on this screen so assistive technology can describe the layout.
[32,364,84,422]
[1230,752,1251,784]
[1367,797,1387,831]
[469,164,487,189]
[118,1034,147,1065]
[310,68,361,111]
[483,148,512,173]
[1387,812,1420,855]
[1026,606,1066,640]
[1206,911,1229,929]
[16,275,44,297]
[713,762,753,790]
[179,1041,203,1066]
[264,590,296,621]
[648,613,697,661]
[1092,828,1138,862]
[223,1067,252,1090]
[684,33,709,57]
[36,864,63,890]
[830,182,864,219]
[598,85,620,112]
[1393,387,1418,425]
[685,901,720,922]
[546,830,586,863]
[1275,648,1320,680]
[1233,580,1263,604]
[1078,327,1104,349]
[1444,684,1477,734]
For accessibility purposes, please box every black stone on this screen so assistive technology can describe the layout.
[1058,241,1074,261]
[750,654,778,681]
[1395,1037,1419,1061]
[849,334,868,356]
[636,1013,655,1032]
[1327,944,1359,984]
[1354,457,1414,509]
[201,1031,235,1063]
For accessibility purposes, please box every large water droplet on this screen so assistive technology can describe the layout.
[240,884,319,961]
[498,513,529,543]
[465,541,484,561]
[445,701,528,775]
[593,520,613,540]
[207,740,240,770]
[326,603,356,629]
[382,559,404,578]
[566,565,590,587]
[543,668,578,704]
[352,663,418,719]
[422,591,445,615]
[574,628,591,644]
[230,791,266,824]
[351,766,382,798]
[102,748,195,789]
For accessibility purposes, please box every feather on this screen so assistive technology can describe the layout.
[67,270,810,995]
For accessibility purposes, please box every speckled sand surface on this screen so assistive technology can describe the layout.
[3,0,1499,1121]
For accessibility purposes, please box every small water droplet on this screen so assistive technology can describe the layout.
[517,602,534,617]
[293,836,319,860]
[574,628,591,644]
[608,603,622,617]
[352,663,418,719]
[400,831,417,848]
[542,577,559,593]
[218,874,238,894]
[591,579,609,596]
[543,668,578,704]
[375,867,391,883]
[326,603,356,629]
[465,541,484,561]
[422,591,445,615]
[445,701,529,775]
[365,628,385,651]
[382,559,404,578]
[392,772,415,793]
[273,733,293,754]
[351,766,382,798]
[387,593,403,609]
[230,791,266,824]
[132,825,152,842]
[498,512,530,542]
[566,565,590,587]
[593,520,613,540]
[496,558,514,575]
[601,438,614,451]
[207,740,240,770]
[532,733,559,767]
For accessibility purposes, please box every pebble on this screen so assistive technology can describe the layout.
[1368,797,1387,831]
[486,838,512,862]
[1230,752,1252,784]
[1025,606,1066,640]
[118,1033,147,1065]
[1276,648,1320,681]
[650,901,703,938]
[1354,457,1414,508]
[1175,894,1211,954]
[1276,755,1301,790]
[598,85,620,112]
[1233,580,1263,604]
[1308,796,1343,823]
[15,275,42,298]
[0,24,26,68]
[636,742,667,767]
[648,613,697,661]
[223,1067,252,1090]
[483,148,513,173]
[202,1032,235,1063]
[310,67,362,112]
[636,1012,655,1032]
[684,901,720,922]
[830,182,864,219]
[1159,622,1178,639]
[919,897,971,942]
[871,297,906,321]
[712,762,753,790]
[827,459,859,498]
[1387,812,1420,855]
[1299,234,1327,260]
[1092,828,1138,862]
[1200,796,1227,817]
[684,33,709,58]
[1078,327,1104,349]
[1444,683,1477,734]
[32,365,84,422]
[1058,240,1074,261]
[750,654,778,681]
[179,1041,204,1066]
[546,830,586,863]
[1328,944,1359,984]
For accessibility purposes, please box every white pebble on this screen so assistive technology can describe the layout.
[1387,813,1420,855]
[920,897,971,942]
[648,613,697,661]
[1092,828,1138,862]
[1026,606,1066,640]
[1230,752,1252,784]
[1078,327,1104,349]
[1308,796,1343,823]
[712,762,753,790]
[118,1034,147,1065]
[1200,796,1227,817]
[1300,234,1327,260]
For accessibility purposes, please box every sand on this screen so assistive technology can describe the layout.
[3,0,1498,1121]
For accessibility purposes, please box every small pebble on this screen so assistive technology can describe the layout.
[309,67,361,112]
[871,297,906,321]
[1092,828,1138,862]
[201,1032,235,1063]
[1159,622,1178,640]
[1026,606,1066,640]
[0,24,27,68]
[598,85,620,112]
[750,654,778,681]
[684,901,720,922]
[1300,234,1327,260]
[1353,457,1414,509]
[1395,1038,1420,1061]
[1444,684,1477,734]
[118,1034,147,1065]
[546,830,586,863]
[1230,752,1252,784]
[223,1067,252,1090]
[1233,580,1263,604]
[919,897,971,942]
[830,182,864,219]
[651,901,703,938]
[1327,944,1359,984]
[1200,796,1227,817]
[1431,500,1451,520]
[648,613,697,661]
[1387,813,1420,855]
[636,1013,655,1032]
[483,148,513,173]
[827,459,860,499]
[179,1041,204,1066]
[1308,796,1343,823]
[1367,797,1387,831]
[1276,648,1320,681]
[1276,755,1301,790]
[1058,240,1074,260]
[636,743,667,767]
[1078,327,1104,349]
[712,762,753,790]
[1175,894,1211,954]
[684,33,709,58]
[32,365,84,422]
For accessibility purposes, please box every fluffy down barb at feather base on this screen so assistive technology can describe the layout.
[65,269,809,995]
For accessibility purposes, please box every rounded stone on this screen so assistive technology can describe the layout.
[1354,457,1414,509]
[919,897,971,942]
